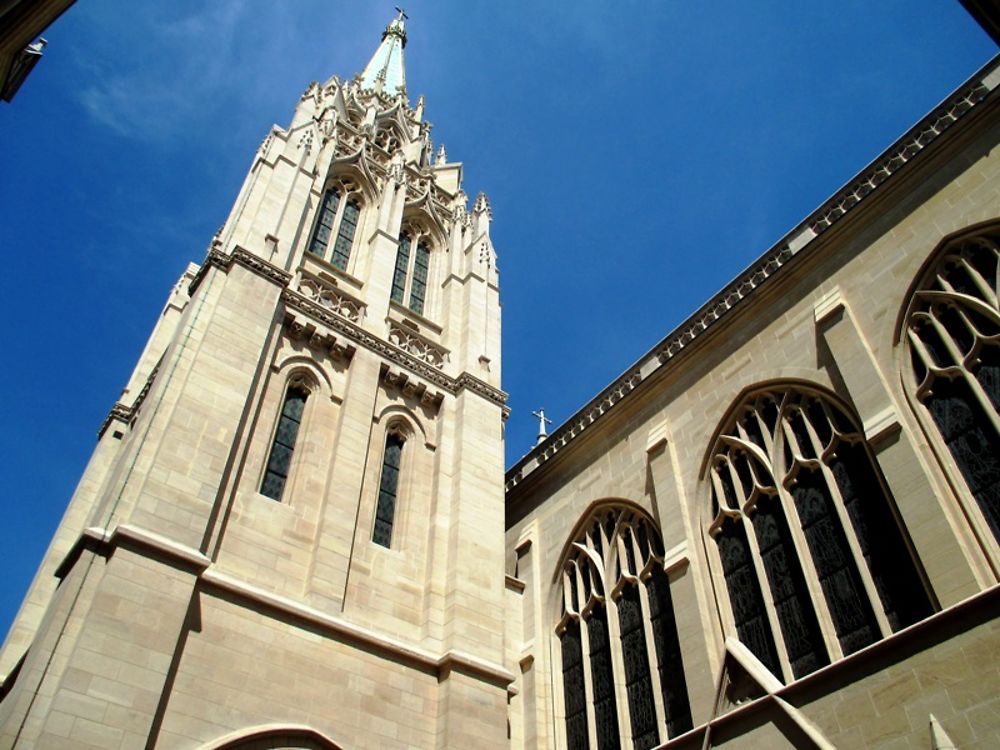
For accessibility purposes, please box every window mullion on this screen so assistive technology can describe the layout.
[930,306,1000,435]
[637,578,667,744]
[737,512,793,682]
[778,419,844,661]
[605,594,635,750]
[817,457,893,638]
[579,613,599,750]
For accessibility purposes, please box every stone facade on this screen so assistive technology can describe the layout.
[504,57,1000,749]
[2,12,1000,750]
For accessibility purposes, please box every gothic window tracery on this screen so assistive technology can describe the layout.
[557,506,692,749]
[374,126,401,153]
[708,387,932,682]
[260,376,313,501]
[308,178,363,271]
[373,425,407,547]
[391,221,432,316]
[904,229,1000,546]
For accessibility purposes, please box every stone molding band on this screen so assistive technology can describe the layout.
[506,56,1000,492]
[56,524,515,690]
[282,288,507,406]
[101,241,507,434]
[189,244,294,295]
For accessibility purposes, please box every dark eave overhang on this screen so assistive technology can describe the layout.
[505,54,1000,495]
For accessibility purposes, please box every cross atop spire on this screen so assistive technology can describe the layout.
[360,10,408,97]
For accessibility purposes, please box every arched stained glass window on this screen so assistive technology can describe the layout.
[261,381,310,501]
[708,387,932,683]
[307,178,362,271]
[557,506,692,749]
[391,222,433,316]
[904,229,1000,545]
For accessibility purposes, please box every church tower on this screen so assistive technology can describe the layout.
[0,13,510,749]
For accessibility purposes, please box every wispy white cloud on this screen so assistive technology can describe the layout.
[71,0,288,143]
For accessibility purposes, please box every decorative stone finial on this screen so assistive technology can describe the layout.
[474,192,492,218]
[435,144,447,165]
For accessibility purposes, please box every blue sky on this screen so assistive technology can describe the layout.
[0,2,995,640]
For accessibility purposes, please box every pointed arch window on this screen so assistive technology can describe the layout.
[708,387,933,683]
[308,178,362,271]
[904,228,1000,546]
[373,428,406,547]
[391,222,432,316]
[557,506,692,749]
[261,380,311,501]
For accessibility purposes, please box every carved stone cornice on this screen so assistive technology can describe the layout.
[380,364,445,411]
[284,311,357,363]
[456,372,508,408]
[505,56,1000,493]
[283,288,455,391]
[97,361,161,438]
[282,288,508,408]
[98,402,133,438]
[189,244,292,294]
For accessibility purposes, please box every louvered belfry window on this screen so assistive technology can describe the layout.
[905,229,1000,544]
[392,224,432,315]
[557,506,692,749]
[708,387,932,683]
[260,384,309,501]
[307,179,361,271]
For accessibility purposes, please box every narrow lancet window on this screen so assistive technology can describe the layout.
[409,241,430,314]
[331,200,360,270]
[392,224,433,316]
[307,179,362,271]
[373,431,405,547]
[308,189,340,258]
[261,384,309,501]
[391,234,411,303]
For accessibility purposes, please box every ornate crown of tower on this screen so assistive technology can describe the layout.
[0,15,512,749]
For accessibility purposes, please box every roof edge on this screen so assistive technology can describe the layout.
[505,54,1000,493]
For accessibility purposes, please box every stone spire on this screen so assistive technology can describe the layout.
[360,8,407,97]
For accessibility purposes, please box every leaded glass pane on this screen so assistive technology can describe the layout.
[976,343,1000,413]
[560,620,588,749]
[260,385,309,501]
[830,443,931,630]
[617,585,657,749]
[646,567,692,738]
[308,189,340,258]
[925,377,1000,540]
[752,498,828,677]
[715,518,782,677]
[373,433,405,548]
[331,201,359,270]
[391,235,411,303]
[791,470,878,655]
[586,605,620,750]
[409,242,430,314]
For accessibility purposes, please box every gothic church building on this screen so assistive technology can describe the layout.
[2,12,1000,750]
